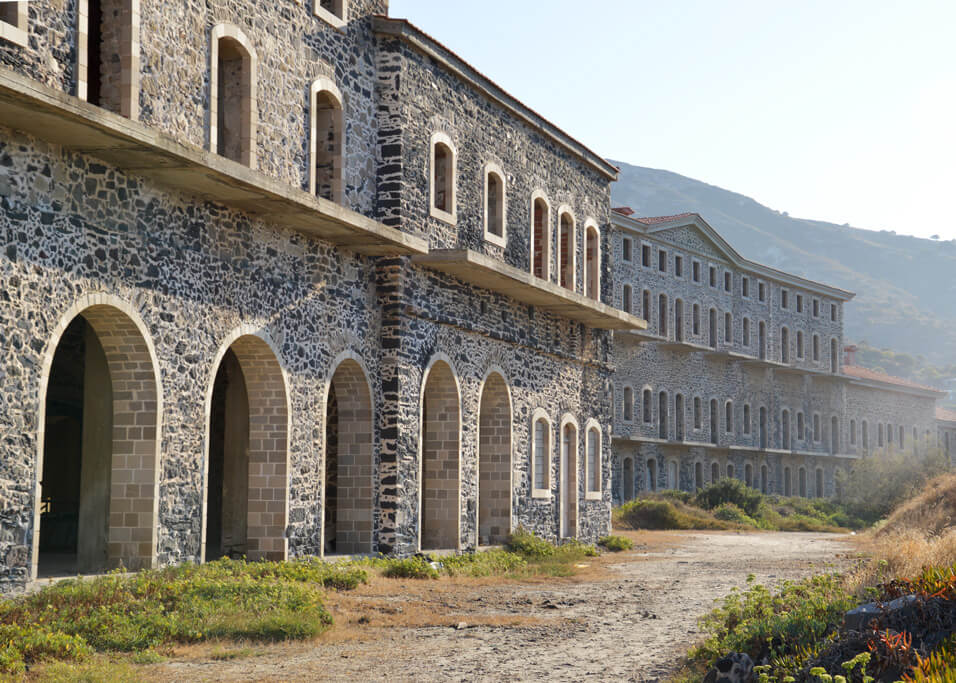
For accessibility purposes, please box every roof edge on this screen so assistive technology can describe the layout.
[373,16,619,181]
[611,212,857,301]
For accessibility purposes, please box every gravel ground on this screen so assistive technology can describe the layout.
[152,530,855,682]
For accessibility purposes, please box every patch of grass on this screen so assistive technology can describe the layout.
[0,557,357,674]
[712,503,758,527]
[210,646,257,661]
[615,497,738,531]
[506,527,555,558]
[598,535,634,552]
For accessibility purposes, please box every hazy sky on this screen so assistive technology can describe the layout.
[389,0,956,241]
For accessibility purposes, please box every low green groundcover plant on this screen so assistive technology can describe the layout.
[598,535,634,552]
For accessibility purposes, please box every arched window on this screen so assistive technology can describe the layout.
[862,420,869,451]
[745,463,753,488]
[759,406,767,448]
[760,464,768,494]
[623,386,634,422]
[830,339,839,374]
[784,466,792,496]
[531,193,550,279]
[622,285,632,314]
[725,312,732,344]
[658,294,668,336]
[585,223,600,300]
[813,414,821,442]
[0,1,27,48]
[782,409,791,449]
[658,391,668,439]
[310,77,344,203]
[758,322,767,360]
[642,389,652,423]
[559,210,575,290]
[693,397,702,429]
[726,463,735,480]
[798,467,807,497]
[531,412,551,495]
[708,308,717,348]
[622,457,634,501]
[692,304,701,336]
[667,460,679,490]
[899,425,905,448]
[675,394,685,441]
[812,334,820,362]
[646,458,657,492]
[796,331,804,359]
[850,419,856,446]
[725,401,733,434]
[815,468,824,498]
[315,0,348,26]
[674,300,684,342]
[743,404,751,435]
[709,398,718,444]
[78,0,140,118]
[483,164,507,245]
[586,423,601,496]
[878,423,884,447]
[711,461,720,483]
[642,290,651,321]
[430,133,456,221]
[780,327,790,363]
[695,462,703,490]
[211,24,258,168]
[742,317,750,347]
[797,412,805,440]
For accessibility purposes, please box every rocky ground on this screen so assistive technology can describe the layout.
[150,530,856,682]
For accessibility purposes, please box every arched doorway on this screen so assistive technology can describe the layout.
[420,360,460,550]
[37,304,159,577]
[324,357,374,555]
[478,372,511,546]
[205,334,288,562]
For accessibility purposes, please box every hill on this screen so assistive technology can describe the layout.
[610,160,956,372]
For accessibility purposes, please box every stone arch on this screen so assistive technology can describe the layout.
[322,351,374,555]
[418,354,462,551]
[33,295,162,579]
[310,76,345,203]
[558,413,579,538]
[209,23,258,168]
[203,326,289,562]
[477,368,512,546]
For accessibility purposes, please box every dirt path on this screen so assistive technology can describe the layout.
[153,531,855,682]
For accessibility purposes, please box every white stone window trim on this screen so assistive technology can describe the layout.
[558,413,580,537]
[529,189,551,280]
[76,0,141,119]
[0,1,28,47]
[429,131,457,225]
[584,418,602,499]
[583,218,601,301]
[557,205,577,292]
[482,162,507,247]
[309,75,345,203]
[209,23,258,169]
[530,408,553,499]
[313,0,348,29]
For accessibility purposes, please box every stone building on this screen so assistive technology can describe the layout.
[608,211,947,502]
[0,0,644,591]
[938,408,956,465]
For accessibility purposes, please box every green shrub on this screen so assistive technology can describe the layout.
[694,478,763,517]
[506,527,556,558]
[598,535,634,552]
[439,549,527,577]
[378,556,440,579]
[713,503,758,527]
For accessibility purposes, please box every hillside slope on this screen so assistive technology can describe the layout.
[610,160,956,367]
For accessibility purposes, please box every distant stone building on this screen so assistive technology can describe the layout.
[608,211,946,501]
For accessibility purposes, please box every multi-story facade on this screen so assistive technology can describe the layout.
[0,1,645,591]
[938,408,956,465]
[609,211,945,501]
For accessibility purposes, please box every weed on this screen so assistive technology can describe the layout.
[598,535,633,552]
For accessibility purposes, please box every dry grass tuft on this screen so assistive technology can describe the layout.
[876,472,956,538]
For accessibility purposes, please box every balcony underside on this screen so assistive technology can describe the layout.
[413,249,649,331]
[0,67,426,256]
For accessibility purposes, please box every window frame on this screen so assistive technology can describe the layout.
[529,409,552,498]
[621,236,632,263]
[584,419,602,499]
[429,132,458,224]
[309,75,345,203]
[209,23,259,169]
[0,1,27,47]
[557,207,577,291]
[314,0,349,29]
[584,219,601,301]
[529,190,551,280]
[482,162,508,247]
[642,244,651,268]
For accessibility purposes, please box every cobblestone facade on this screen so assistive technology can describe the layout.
[0,1,620,591]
